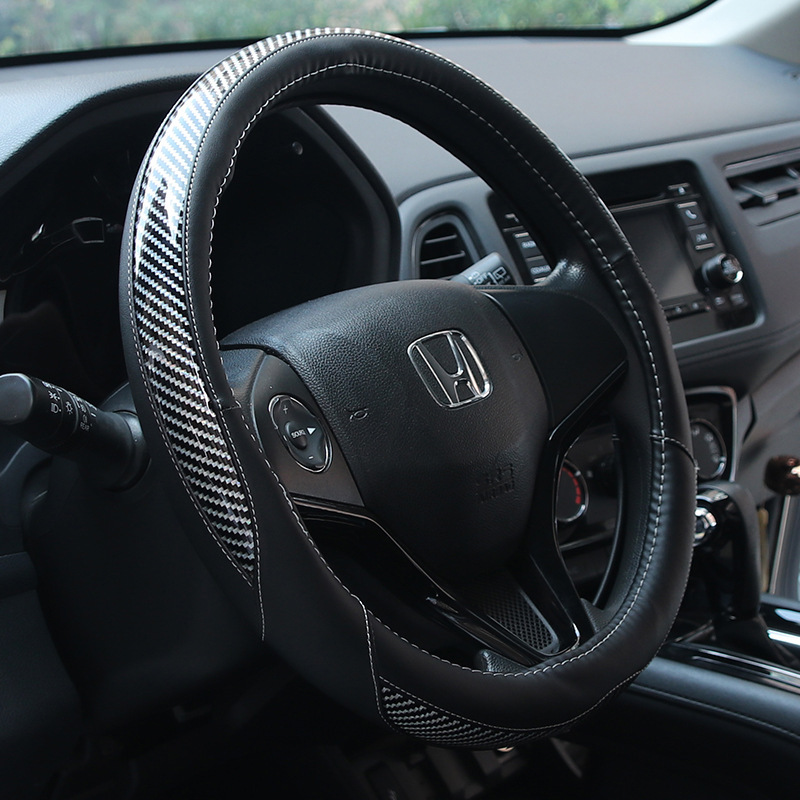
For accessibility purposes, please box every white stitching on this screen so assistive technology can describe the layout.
[210,33,667,676]
[655,434,697,467]
[364,607,391,730]
[202,57,669,678]
[131,29,673,687]
[380,669,642,741]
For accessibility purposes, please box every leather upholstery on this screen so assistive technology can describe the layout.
[121,29,696,743]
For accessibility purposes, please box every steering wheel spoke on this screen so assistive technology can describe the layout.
[221,347,363,508]
[484,285,628,441]
[298,497,584,669]
[438,563,585,667]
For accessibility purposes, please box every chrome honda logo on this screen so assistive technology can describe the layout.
[407,330,491,408]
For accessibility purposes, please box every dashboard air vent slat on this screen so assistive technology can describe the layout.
[726,151,800,226]
[415,216,477,279]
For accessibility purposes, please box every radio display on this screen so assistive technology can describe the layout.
[615,205,699,304]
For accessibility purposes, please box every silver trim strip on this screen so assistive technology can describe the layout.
[768,628,800,649]
[685,386,739,481]
[769,495,796,594]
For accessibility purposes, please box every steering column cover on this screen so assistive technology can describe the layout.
[121,29,695,745]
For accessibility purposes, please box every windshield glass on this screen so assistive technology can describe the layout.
[0,0,710,60]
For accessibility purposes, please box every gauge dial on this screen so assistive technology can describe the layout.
[690,419,727,481]
[556,461,588,526]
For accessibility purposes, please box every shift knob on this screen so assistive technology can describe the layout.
[764,455,800,496]
[697,481,762,621]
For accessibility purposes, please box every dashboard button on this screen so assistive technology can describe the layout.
[702,252,743,288]
[690,298,710,313]
[729,288,749,309]
[720,255,744,284]
[668,183,693,197]
[676,201,706,227]
[513,230,541,258]
[710,293,731,312]
[688,224,715,250]
[527,256,551,280]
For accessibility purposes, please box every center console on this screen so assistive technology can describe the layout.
[417,157,794,793]
[577,468,800,798]
[492,162,756,344]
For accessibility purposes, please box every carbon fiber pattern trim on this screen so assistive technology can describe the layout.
[476,649,526,673]
[463,575,557,654]
[379,681,541,748]
[128,31,358,579]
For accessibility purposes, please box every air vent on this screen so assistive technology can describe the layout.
[415,215,477,279]
[726,149,800,226]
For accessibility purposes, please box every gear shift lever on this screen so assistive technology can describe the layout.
[696,481,761,621]
[764,455,800,594]
[695,481,799,666]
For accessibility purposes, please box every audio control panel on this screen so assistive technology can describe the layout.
[491,162,756,344]
[649,179,752,337]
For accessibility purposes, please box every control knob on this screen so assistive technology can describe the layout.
[764,454,800,497]
[701,252,743,289]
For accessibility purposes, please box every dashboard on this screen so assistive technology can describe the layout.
[3,34,800,620]
[2,29,800,799]
[0,97,753,596]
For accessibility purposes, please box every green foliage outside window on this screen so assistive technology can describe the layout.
[0,0,705,58]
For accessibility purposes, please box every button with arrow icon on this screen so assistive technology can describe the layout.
[269,394,331,472]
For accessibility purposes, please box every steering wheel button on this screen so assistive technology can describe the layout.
[285,423,309,450]
[269,394,331,472]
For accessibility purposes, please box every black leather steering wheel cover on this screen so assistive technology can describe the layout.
[121,29,696,745]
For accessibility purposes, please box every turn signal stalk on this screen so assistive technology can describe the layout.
[0,372,147,489]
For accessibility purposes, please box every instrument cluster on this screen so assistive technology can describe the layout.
[558,387,736,593]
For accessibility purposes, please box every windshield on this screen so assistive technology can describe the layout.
[0,0,710,60]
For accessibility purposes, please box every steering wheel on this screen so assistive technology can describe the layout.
[121,29,695,747]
